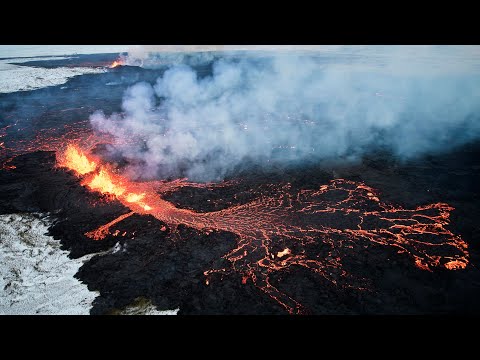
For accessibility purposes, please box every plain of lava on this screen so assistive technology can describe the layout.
[1,51,480,315]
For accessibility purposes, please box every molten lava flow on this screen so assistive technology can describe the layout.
[57,146,155,227]
[58,144,469,314]
[82,167,153,214]
[444,260,467,270]
[110,60,123,68]
[126,193,145,203]
[87,169,126,197]
[277,248,291,258]
[85,211,135,240]
[59,144,97,175]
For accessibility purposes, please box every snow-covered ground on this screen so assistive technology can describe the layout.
[0,56,106,93]
[0,213,179,315]
[114,298,179,315]
[0,213,98,315]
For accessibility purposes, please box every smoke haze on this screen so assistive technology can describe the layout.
[91,46,480,181]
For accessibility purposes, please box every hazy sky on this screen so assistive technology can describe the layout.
[0,45,130,58]
[2,45,479,60]
[0,45,338,58]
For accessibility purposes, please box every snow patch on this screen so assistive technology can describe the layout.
[112,242,122,254]
[0,57,105,93]
[0,213,98,315]
[113,297,179,315]
[0,213,179,315]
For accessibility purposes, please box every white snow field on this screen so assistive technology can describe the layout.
[0,213,179,315]
[0,57,106,93]
[0,213,98,314]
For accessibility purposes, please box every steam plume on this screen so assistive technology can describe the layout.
[91,46,480,181]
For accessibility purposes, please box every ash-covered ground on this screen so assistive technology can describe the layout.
[1,51,480,315]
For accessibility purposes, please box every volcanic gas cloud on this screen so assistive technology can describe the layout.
[91,47,480,182]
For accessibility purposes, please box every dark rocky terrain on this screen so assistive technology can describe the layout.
[1,55,479,315]
[1,143,479,314]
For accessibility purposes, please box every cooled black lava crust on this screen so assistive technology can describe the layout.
[1,146,480,314]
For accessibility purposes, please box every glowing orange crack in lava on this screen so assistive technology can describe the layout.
[58,144,469,314]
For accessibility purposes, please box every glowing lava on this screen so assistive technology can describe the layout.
[87,169,126,197]
[110,60,123,68]
[85,211,135,240]
[57,145,154,214]
[277,248,291,258]
[59,144,97,175]
[57,144,469,314]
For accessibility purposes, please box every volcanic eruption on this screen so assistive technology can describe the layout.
[1,46,479,315]
[109,60,124,68]
[54,144,469,314]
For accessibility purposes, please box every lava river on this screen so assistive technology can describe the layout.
[57,144,469,314]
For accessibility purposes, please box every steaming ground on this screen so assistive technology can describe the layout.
[0,213,97,314]
[92,46,480,182]
[0,57,105,93]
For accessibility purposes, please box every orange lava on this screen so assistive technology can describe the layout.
[87,168,126,197]
[444,260,467,270]
[277,248,291,258]
[58,144,469,314]
[58,144,97,175]
[85,211,135,240]
[110,60,123,68]
[56,145,155,217]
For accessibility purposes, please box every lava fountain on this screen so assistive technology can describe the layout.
[56,144,469,314]
[109,60,123,68]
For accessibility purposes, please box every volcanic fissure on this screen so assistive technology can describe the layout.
[56,143,468,314]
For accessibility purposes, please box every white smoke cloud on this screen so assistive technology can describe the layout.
[91,46,480,181]
[126,45,341,58]
[123,45,344,68]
